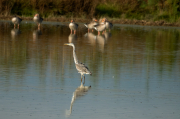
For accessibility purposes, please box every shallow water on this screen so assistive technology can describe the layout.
[0,20,180,119]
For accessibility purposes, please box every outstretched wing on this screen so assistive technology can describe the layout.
[84,23,88,28]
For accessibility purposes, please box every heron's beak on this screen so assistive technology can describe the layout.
[64,43,70,46]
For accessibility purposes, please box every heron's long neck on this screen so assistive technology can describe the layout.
[72,46,78,64]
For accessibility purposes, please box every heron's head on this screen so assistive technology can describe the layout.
[71,20,74,23]
[64,43,74,47]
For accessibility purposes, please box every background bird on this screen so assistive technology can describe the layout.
[104,18,113,32]
[94,18,106,35]
[84,18,98,32]
[69,20,78,34]
[12,16,22,29]
[64,43,92,83]
[33,14,43,29]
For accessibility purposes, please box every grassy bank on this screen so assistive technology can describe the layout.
[0,0,180,26]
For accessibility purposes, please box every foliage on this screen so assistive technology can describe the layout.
[0,0,180,22]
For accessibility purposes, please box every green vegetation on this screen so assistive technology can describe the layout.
[0,0,180,23]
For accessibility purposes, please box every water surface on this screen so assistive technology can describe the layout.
[0,20,180,119]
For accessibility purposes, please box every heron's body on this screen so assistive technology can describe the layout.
[64,43,92,83]
[75,63,91,75]
[12,16,22,28]
[84,18,98,32]
[33,14,43,29]
[69,20,78,34]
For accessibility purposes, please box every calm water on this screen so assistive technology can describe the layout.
[0,20,180,119]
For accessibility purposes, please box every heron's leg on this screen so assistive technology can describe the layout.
[81,75,82,83]
[83,75,85,85]
[14,24,15,28]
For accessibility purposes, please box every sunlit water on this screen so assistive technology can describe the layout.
[0,20,180,119]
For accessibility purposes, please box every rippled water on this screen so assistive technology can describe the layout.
[0,20,180,119]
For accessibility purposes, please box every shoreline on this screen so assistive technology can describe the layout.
[1,15,180,27]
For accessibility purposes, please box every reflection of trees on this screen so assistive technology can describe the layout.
[0,27,27,88]
[88,26,180,83]
[143,28,180,78]
[0,23,69,89]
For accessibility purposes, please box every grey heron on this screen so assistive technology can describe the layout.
[64,43,92,83]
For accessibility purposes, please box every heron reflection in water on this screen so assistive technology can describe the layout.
[64,43,92,83]
[66,82,91,116]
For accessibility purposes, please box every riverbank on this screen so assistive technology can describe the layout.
[1,15,180,27]
[1,0,180,27]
